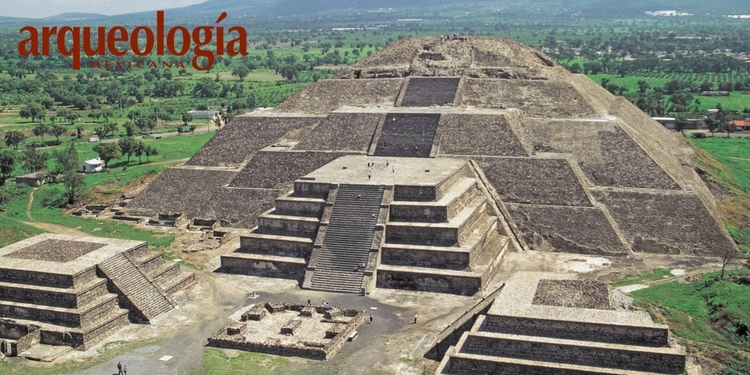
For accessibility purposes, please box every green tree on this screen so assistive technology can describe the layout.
[33,123,49,144]
[4,130,26,151]
[49,123,66,143]
[87,111,101,123]
[56,108,72,124]
[675,114,689,135]
[192,77,220,98]
[51,142,78,176]
[94,123,118,139]
[637,80,649,93]
[134,141,146,163]
[123,121,136,136]
[0,188,9,208]
[118,136,138,164]
[99,108,115,122]
[145,145,159,162]
[0,149,16,185]
[92,143,120,168]
[62,170,85,204]
[231,65,250,81]
[21,145,48,173]
[135,117,156,133]
[181,112,193,126]
[19,103,45,123]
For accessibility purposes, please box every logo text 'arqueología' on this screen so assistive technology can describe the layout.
[17,11,248,70]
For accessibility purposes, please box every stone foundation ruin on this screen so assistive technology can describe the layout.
[208,301,365,360]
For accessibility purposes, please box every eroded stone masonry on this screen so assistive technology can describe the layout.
[0,234,194,357]
[82,36,738,373]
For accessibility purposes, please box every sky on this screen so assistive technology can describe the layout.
[2,0,207,19]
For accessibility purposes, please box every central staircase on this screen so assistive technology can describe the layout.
[310,185,384,293]
[98,254,174,322]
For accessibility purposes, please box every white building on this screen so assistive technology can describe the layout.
[79,158,103,173]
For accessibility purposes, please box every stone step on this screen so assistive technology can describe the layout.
[390,177,478,223]
[309,270,364,294]
[98,254,173,322]
[148,262,181,285]
[458,331,685,374]
[239,232,314,258]
[0,278,109,309]
[439,347,675,375]
[0,293,120,329]
[310,184,383,292]
[129,252,165,275]
[257,213,320,237]
[386,198,489,246]
[156,271,196,295]
[274,194,326,217]
[382,217,498,269]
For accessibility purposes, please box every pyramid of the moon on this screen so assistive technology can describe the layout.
[126,36,739,280]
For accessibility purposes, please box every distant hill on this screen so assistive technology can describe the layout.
[7,0,749,26]
[43,12,109,22]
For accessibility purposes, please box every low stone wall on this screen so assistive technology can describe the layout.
[425,285,504,360]
[220,256,307,281]
[381,247,469,270]
[462,335,685,373]
[484,315,669,347]
[393,185,436,202]
[275,199,326,217]
[388,204,448,223]
[293,181,332,198]
[386,224,459,246]
[14,327,40,355]
[0,268,75,289]
[445,355,605,375]
[258,216,319,237]
[241,305,267,321]
[377,270,481,295]
[208,335,329,360]
[209,302,366,361]
[240,236,313,258]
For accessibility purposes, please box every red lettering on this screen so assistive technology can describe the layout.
[42,27,57,55]
[18,26,39,56]
[57,26,81,70]
[83,27,105,55]
[108,26,128,56]
[166,26,190,55]
[131,26,154,56]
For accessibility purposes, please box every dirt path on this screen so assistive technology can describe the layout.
[22,221,89,237]
[24,188,89,236]
[26,189,34,220]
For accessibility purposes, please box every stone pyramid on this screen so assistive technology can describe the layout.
[126,35,738,259]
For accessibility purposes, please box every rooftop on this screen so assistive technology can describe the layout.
[300,155,467,186]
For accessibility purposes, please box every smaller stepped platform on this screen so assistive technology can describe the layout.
[218,155,512,295]
[0,234,194,355]
[436,272,690,375]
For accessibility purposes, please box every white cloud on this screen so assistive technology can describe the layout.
[4,0,206,19]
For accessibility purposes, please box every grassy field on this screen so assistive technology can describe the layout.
[630,269,750,374]
[690,137,750,253]
[610,268,673,287]
[0,131,214,249]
